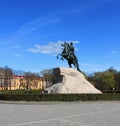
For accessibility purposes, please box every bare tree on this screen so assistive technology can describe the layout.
[24,72,40,90]
[0,67,5,90]
[4,66,14,90]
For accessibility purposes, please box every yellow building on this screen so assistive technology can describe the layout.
[0,73,5,90]
[0,74,52,90]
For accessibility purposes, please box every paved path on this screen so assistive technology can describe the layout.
[0,101,120,126]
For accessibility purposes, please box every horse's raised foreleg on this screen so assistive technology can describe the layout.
[57,54,64,61]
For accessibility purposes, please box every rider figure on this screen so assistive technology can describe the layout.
[68,42,75,59]
[61,41,75,59]
[69,42,74,54]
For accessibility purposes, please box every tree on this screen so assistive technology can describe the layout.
[40,69,53,76]
[0,67,5,89]
[4,66,14,90]
[107,67,117,74]
[24,72,40,90]
[114,72,120,92]
[92,71,115,92]
[14,69,25,90]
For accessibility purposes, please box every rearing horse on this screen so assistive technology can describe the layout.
[57,42,81,72]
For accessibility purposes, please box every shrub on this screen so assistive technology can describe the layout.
[0,93,120,101]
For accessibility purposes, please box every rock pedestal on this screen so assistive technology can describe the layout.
[44,67,102,94]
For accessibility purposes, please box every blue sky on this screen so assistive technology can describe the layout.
[0,0,120,73]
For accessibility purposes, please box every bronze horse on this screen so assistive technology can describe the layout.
[57,42,81,72]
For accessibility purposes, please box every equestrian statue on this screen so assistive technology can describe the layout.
[57,42,81,72]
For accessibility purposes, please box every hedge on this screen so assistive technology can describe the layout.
[0,89,42,94]
[0,93,120,101]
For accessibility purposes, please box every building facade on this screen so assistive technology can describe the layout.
[0,74,52,90]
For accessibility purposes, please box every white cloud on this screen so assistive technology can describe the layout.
[28,40,80,54]
[28,41,61,54]
[110,51,118,54]
[15,53,23,57]
[18,16,62,35]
